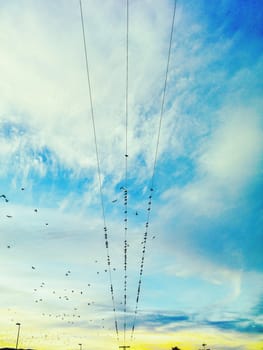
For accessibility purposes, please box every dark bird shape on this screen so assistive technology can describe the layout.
[112,199,117,203]
[1,195,8,202]
[152,236,156,239]
[6,215,12,218]
[135,211,138,215]
[45,223,48,226]
[7,245,11,248]
[32,266,35,270]
[34,209,38,212]
[21,187,25,191]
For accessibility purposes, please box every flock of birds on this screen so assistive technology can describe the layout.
[1,185,157,340]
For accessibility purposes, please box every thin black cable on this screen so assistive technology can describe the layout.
[79,0,119,342]
[130,0,177,341]
[123,0,129,346]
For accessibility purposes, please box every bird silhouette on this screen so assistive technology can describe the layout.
[0,194,8,202]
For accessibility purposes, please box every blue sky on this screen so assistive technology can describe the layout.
[0,1,262,350]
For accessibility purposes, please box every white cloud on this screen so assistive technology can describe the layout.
[198,106,263,191]
[161,103,263,218]
[0,0,178,189]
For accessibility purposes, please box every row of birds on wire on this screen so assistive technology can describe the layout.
[67,0,176,343]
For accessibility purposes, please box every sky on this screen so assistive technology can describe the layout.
[0,0,262,350]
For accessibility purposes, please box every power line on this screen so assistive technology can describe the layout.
[123,0,129,347]
[78,0,119,342]
[130,0,177,341]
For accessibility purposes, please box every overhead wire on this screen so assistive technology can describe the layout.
[78,0,119,342]
[123,0,129,346]
[130,0,178,341]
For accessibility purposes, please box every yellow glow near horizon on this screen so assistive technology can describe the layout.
[1,324,262,350]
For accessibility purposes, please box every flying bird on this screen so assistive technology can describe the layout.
[112,199,117,203]
[6,215,12,218]
[0,194,8,202]
[32,266,36,270]
[34,209,38,212]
